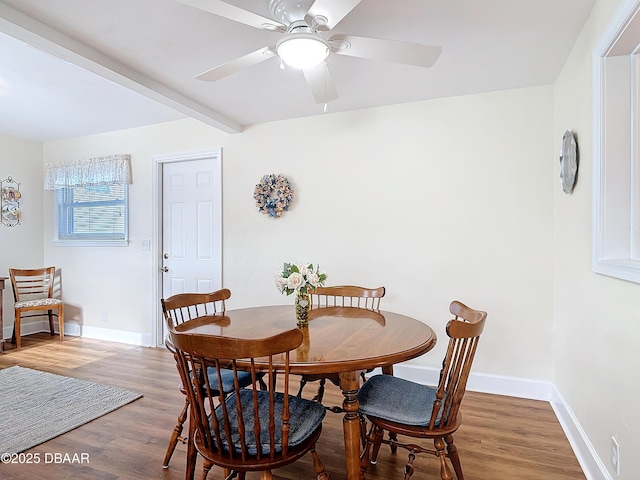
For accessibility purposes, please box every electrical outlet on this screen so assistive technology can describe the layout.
[611,436,620,476]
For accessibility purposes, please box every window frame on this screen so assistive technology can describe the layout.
[592,0,640,283]
[53,184,129,247]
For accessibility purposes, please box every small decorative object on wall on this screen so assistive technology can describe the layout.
[275,262,327,326]
[253,174,293,218]
[1,176,21,227]
[559,130,578,194]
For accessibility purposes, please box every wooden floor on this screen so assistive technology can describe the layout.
[0,334,586,480]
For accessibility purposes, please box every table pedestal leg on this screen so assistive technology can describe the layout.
[340,370,364,480]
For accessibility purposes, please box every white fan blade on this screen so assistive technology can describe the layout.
[302,63,339,104]
[196,47,276,82]
[307,0,362,29]
[176,0,285,30]
[330,34,442,67]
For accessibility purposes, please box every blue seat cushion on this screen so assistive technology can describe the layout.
[204,367,256,394]
[210,390,326,455]
[357,374,443,426]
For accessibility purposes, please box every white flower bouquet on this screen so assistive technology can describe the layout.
[275,262,328,296]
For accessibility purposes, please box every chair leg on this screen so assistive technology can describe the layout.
[312,378,327,403]
[202,460,214,479]
[445,434,463,480]
[185,412,198,480]
[163,399,189,468]
[388,432,398,454]
[297,376,308,397]
[403,451,416,480]
[369,424,385,465]
[48,309,55,335]
[310,444,330,480]
[360,427,374,475]
[259,471,273,480]
[434,437,453,480]
[57,304,64,342]
[13,311,21,350]
[360,422,385,478]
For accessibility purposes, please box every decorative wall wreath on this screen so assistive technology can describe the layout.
[253,174,293,218]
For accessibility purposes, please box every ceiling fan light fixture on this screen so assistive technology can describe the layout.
[276,34,329,70]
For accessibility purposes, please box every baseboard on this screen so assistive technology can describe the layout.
[2,321,153,348]
[2,320,55,341]
[386,364,612,480]
[79,325,154,347]
[550,389,612,480]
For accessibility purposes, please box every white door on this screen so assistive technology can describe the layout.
[159,152,222,339]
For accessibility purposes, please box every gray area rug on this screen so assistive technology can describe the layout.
[0,365,143,454]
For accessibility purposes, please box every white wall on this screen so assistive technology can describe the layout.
[0,133,43,339]
[4,2,637,476]
[9,4,637,474]
[42,85,555,380]
[554,0,639,478]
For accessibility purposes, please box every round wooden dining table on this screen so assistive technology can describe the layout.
[174,304,437,480]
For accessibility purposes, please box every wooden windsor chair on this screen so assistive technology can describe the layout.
[358,300,487,480]
[168,325,331,480]
[161,289,265,480]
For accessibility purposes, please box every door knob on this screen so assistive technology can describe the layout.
[163,253,169,259]
[162,266,169,272]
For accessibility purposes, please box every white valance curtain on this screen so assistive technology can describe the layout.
[44,154,132,190]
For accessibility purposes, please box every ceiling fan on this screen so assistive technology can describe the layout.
[176,0,442,105]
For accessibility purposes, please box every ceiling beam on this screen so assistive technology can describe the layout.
[0,2,242,134]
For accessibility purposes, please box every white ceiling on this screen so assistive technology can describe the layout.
[0,0,595,142]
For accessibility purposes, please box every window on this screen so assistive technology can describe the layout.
[45,154,132,247]
[56,184,128,243]
[593,0,640,283]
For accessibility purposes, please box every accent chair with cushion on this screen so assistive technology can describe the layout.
[9,267,64,350]
[357,300,487,480]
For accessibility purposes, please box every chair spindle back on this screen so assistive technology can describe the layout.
[169,328,303,462]
[429,300,486,429]
[161,289,230,330]
[310,285,385,310]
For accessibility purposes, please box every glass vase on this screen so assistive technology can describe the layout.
[296,323,310,361]
[295,291,310,326]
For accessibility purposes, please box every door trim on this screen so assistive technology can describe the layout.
[152,148,222,347]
